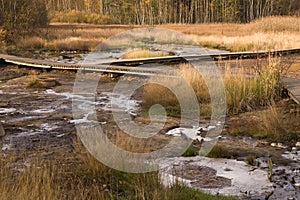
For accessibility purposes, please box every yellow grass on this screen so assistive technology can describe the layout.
[48,37,104,51]
[17,37,46,49]
[11,16,300,52]
[143,63,212,117]
[162,16,300,51]
[122,49,171,59]
[191,32,300,52]
[143,57,284,116]
[0,135,235,200]
[14,24,132,51]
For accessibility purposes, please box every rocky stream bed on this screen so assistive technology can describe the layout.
[0,63,299,200]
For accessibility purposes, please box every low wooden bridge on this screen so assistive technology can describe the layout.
[0,48,300,104]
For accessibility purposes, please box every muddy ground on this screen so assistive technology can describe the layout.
[0,62,299,199]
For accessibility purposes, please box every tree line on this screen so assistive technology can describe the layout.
[0,0,48,43]
[0,0,300,44]
[47,0,300,24]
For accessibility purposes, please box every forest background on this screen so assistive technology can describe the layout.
[0,0,300,44]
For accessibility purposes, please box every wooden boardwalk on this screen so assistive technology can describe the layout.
[1,48,300,104]
[283,77,300,104]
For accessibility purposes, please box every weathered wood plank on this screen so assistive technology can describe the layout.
[283,77,300,104]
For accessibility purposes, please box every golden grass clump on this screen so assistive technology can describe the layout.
[17,37,46,50]
[0,155,60,200]
[142,58,284,116]
[223,57,283,113]
[256,101,300,143]
[247,16,300,33]
[193,32,300,52]
[261,103,286,140]
[122,49,170,59]
[143,63,211,117]
[162,16,300,51]
[48,37,104,51]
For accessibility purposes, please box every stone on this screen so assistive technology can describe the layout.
[277,143,287,149]
[294,183,300,188]
[296,142,300,147]
[271,143,277,147]
[40,78,60,88]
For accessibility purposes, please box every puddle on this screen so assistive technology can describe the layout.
[160,156,274,198]
[46,89,141,124]
[165,125,221,142]
[101,92,139,115]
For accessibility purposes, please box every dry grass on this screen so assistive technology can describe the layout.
[225,57,283,113]
[227,99,300,144]
[9,16,300,52]
[142,63,212,117]
[259,101,300,143]
[42,24,128,51]
[192,32,300,52]
[142,57,285,116]
[14,24,131,51]
[122,49,171,59]
[261,103,286,139]
[246,16,300,32]
[0,136,235,200]
[16,37,47,50]
[48,37,104,51]
[162,16,300,51]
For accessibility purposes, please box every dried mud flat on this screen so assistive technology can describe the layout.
[0,63,300,199]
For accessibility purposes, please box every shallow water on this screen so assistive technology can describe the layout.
[160,156,273,198]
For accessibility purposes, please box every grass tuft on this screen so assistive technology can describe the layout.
[122,49,171,59]
[142,58,284,117]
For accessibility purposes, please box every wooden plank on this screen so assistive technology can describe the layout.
[1,51,300,104]
[2,47,300,69]
[283,77,300,104]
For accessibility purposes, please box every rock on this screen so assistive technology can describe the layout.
[165,128,182,137]
[277,143,287,149]
[293,176,300,184]
[40,78,60,88]
[271,143,287,149]
[296,142,300,147]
